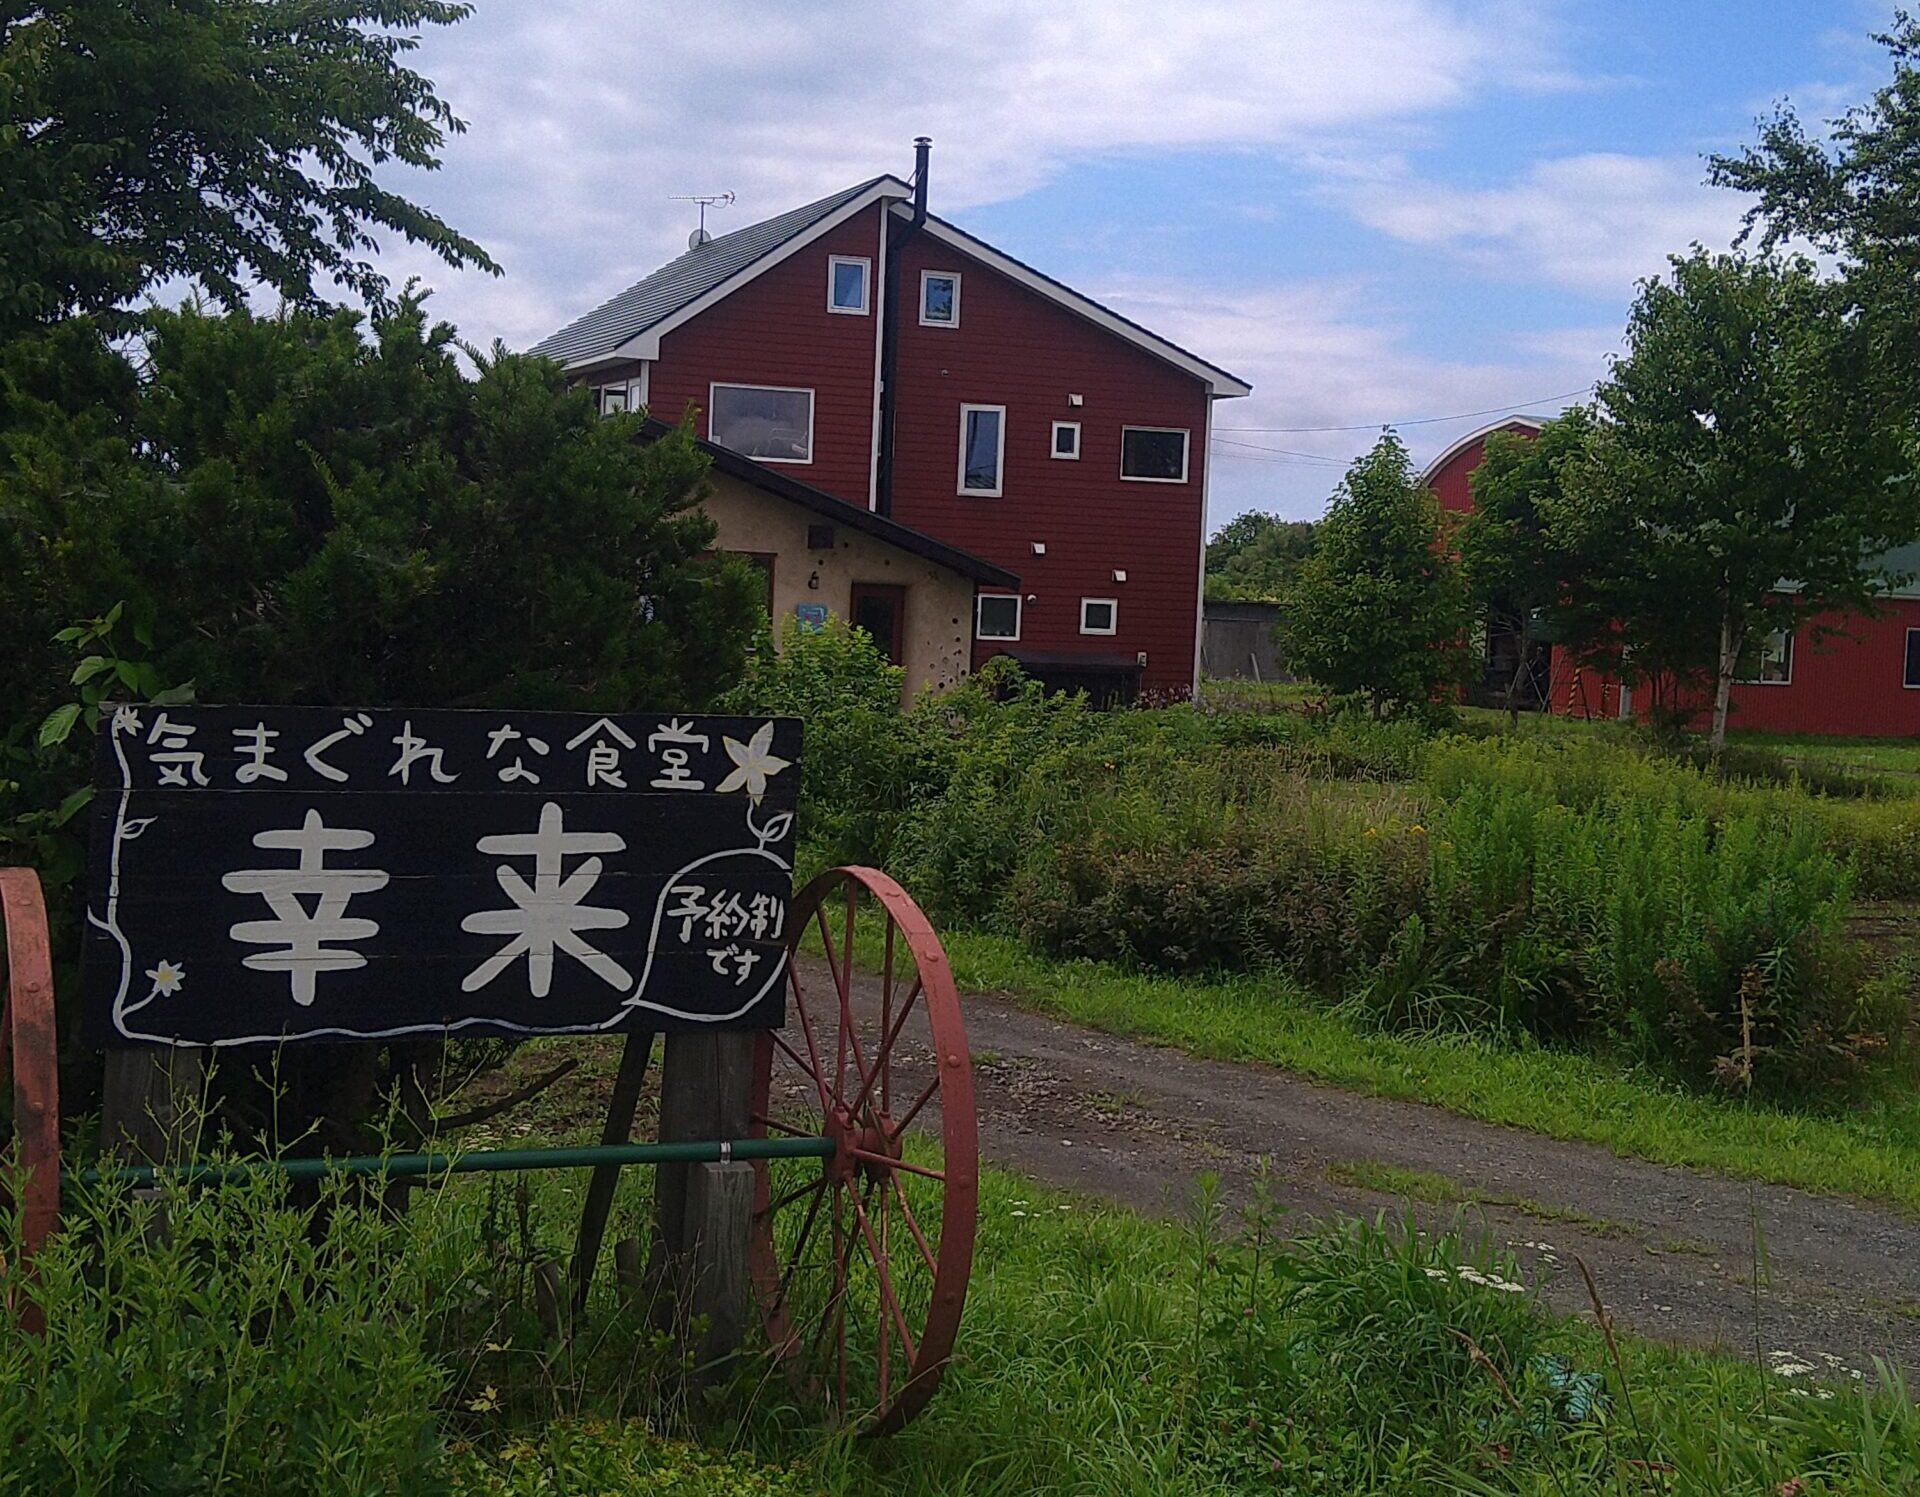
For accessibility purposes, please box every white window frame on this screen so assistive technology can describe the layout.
[957,403,1006,497]
[1080,597,1118,636]
[1905,628,1920,689]
[1736,627,1794,686]
[708,382,815,465]
[1051,420,1081,460]
[827,254,871,316]
[920,269,962,328]
[597,384,630,416]
[1119,424,1191,484]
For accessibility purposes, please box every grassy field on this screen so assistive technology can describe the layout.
[910,926,1920,1217]
[453,1163,1916,1496]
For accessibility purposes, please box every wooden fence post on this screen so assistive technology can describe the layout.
[100,1046,205,1165]
[649,1029,754,1366]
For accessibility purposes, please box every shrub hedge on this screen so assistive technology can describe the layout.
[737,626,1917,1104]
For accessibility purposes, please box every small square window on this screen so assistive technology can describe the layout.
[1080,598,1117,635]
[976,593,1021,641]
[828,255,870,315]
[1051,421,1081,460]
[1736,628,1793,685]
[1121,426,1190,482]
[921,270,961,328]
[959,404,1005,496]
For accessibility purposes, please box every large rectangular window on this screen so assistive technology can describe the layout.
[827,255,870,315]
[1906,628,1920,688]
[1120,426,1190,483]
[708,383,814,464]
[958,404,1005,495]
[975,592,1021,641]
[1737,628,1794,685]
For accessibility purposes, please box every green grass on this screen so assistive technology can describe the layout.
[1324,1158,1643,1238]
[1732,729,1920,778]
[922,926,1920,1217]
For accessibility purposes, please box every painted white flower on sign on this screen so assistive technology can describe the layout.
[716,723,790,803]
[144,958,185,998]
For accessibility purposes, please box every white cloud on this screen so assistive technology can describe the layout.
[1335,153,1750,296]
[376,0,1568,349]
[1097,278,1609,525]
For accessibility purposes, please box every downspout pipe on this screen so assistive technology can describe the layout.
[876,137,931,517]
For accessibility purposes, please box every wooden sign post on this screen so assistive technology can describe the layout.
[81,703,800,1355]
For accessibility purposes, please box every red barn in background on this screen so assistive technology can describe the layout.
[1424,416,1920,737]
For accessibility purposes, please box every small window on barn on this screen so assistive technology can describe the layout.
[1906,628,1920,688]
[1736,628,1793,686]
[827,255,870,315]
[1080,598,1117,635]
[598,384,630,416]
[976,592,1021,641]
[1120,426,1190,483]
[709,383,814,463]
[1051,421,1081,460]
[958,404,1005,496]
[921,271,961,328]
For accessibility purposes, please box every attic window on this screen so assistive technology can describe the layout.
[709,383,814,464]
[921,271,961,328]
[828,255,870,315]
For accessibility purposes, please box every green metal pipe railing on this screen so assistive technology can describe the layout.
[70,1136,836,1189]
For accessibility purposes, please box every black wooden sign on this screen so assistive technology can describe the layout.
[81,706,800,1047]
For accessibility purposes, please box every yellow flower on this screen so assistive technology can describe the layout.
[1364,826,1379,837]
[465,1385,501,1413]
[1410,824,1426,835]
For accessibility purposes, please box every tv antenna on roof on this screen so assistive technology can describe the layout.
[673,191,735,249]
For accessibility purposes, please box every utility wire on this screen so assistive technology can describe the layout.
[1214,384,1596,435]
[1210,435,1345,463]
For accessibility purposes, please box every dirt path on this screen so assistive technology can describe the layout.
[810,963,1920,1380]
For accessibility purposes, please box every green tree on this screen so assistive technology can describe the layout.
[1204,511,1316,601]
[1457,408,1596,724]
[1280,433,1469,719]
[1709,12,1920,412]
[1556,250,1911,751]
[0,0,494,338]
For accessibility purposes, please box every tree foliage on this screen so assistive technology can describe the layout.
[1280,433,1469,719]
[1204,511,1316,601]
[1457,409,1597,720]
[0,0,495,338]
[1709,11,1920,410]
[1555,251,1913,749]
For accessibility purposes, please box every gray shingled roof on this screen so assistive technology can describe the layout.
[532,177,903,367]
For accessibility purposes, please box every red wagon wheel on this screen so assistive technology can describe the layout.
[1,867,61,1331]
[747,866,978,1434]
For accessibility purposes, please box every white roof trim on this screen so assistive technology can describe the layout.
[583,178,914,370]
[1417,415,1548,487]
[901,208,1252,398]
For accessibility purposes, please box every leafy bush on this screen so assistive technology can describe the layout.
[0,1174,467,1494]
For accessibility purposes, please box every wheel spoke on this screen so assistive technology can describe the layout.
[846,1146,944,1183]
[880,919,896,1113]
[815,902,852,1102]
[750,1109,816,1139]
[846,977,923,1121]
[888,1171,941,1279]
[781,968,834,1117]
[887,1073,940,1142]
[763,1172,828,1220]
[850,1188,919,1364]
[774,1179,830,1329]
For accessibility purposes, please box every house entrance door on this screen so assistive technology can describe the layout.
[849,583,907,667]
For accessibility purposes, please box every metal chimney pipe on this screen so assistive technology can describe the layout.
[912,136,931,223]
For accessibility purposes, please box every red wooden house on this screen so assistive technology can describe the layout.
[1424,417,1920,737]
[534,141,1251,701]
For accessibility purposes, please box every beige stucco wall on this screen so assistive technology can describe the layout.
[701,470,977,698]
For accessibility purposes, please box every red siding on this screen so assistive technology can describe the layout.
[887,234,1210,696]
[649,204,885,507]
[1435,418,1920,738]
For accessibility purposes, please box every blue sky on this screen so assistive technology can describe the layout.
[369,1,1895,531]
